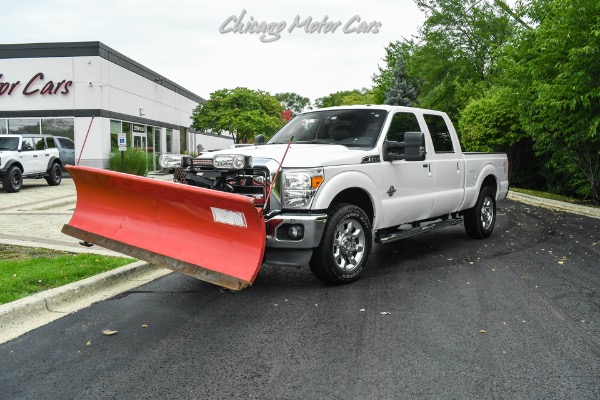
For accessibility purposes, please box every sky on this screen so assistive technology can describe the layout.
[2,0,426,103]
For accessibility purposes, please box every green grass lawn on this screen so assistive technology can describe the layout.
[0,245,133,304]
[511,187,600,208]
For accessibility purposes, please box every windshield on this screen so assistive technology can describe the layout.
[268,109,388,147]
[0,137,19,151]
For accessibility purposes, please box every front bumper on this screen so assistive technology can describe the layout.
[263,213,328,267]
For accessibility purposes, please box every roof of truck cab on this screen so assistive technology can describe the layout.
[305,105,447,115]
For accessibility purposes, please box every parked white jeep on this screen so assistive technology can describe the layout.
[0,134,63,193]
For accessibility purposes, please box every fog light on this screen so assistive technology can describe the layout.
[288,225,304,240]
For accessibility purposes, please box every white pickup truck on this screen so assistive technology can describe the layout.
[175,105,509,284]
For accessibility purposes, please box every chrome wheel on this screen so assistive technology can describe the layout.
[481,196,494,231]
[310,203,372,284]
[332,218,365,272]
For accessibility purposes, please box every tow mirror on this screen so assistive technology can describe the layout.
[383,131,426,162]
[254,134,265,145]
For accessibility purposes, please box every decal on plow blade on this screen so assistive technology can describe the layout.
[62,166,266,290]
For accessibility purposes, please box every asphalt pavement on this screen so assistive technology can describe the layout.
[0,179,599,345]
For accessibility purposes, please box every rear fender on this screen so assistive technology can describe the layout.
[463,163,499,210]
[46,156,62,171]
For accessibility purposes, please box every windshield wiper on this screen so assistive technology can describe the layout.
[295,139,332,144]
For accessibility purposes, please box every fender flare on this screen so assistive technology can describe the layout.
[313,170,382,228]
[1,160,23,173]
[46,156,62,171]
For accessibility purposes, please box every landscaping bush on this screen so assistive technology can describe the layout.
[108,148,148,176]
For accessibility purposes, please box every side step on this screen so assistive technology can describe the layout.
[375,218,464,244]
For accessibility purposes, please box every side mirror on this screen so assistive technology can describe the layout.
[254,134,265,145]
[181,155,192,168]
[383,131,426,162]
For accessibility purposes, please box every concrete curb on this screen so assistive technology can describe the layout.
[507,192,600,220]
[0,261,171,344]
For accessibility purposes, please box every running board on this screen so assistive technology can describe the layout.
[375,218,464,244]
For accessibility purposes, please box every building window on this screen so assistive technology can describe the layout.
[8,119,40,135]
[41,118,74,140]
[110,120,131,152]
[166,129,172,153]
[0,119,6,134]
[110,120,121,151]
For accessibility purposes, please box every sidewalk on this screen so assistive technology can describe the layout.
[0,172,176,255]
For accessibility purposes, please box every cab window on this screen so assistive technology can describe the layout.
[424,114,454,153]
[387,112,421,143]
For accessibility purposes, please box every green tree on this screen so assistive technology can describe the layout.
[274,92,311,116]
[384,55,419,106]
[314,88,376,108]
[191,87,285,143]
[460,86,542,188]
[372,40,416,104]
[408,0,515,119]
[505,0,600,201]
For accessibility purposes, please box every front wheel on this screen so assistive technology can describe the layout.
[309,203,372,284]
[2,166,23,193]
[45,162,62,186]
[464,186,496,239]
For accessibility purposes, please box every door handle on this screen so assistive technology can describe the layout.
[423,164,429,168]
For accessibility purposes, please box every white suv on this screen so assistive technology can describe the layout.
[0,134,63,193]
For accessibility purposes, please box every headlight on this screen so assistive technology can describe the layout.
[281,168,324,209]
[159,154,182,168]
[213,154,250,170]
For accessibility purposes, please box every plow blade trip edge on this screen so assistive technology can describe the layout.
[62,166,266,290]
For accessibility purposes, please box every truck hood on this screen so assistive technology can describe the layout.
[210,144,377,168]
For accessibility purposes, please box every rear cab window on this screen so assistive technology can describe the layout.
[423,114,454,153]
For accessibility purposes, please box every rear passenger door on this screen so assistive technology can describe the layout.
[31,136,48,173]
[422,113,464,216]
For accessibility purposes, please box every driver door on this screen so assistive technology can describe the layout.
[380,111,435,227]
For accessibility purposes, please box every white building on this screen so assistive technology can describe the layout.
[0,41,233,170]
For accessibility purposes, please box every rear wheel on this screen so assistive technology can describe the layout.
[45,162,62,186]
[464,186,496,239]
[309,203,372,284]
[2,166,23,193]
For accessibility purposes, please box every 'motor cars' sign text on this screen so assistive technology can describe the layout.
[0,73,73,97]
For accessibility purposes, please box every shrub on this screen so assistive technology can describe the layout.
[108,148,148,176]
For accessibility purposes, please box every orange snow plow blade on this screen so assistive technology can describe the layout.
[62,166,265,290]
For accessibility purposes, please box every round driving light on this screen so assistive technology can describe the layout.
[233,155,245,169]
[288,225,304,239]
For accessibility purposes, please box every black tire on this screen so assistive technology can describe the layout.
[309,203,372,284]
[464,186,496,239]
[45,162,62,186]
[2,166,23,193]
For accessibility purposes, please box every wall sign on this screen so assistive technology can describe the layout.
[0,72,73,97]
[133,124,145,133]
